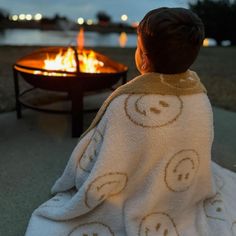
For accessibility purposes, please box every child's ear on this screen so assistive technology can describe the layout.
[141,53,147,66]
[141,54,151,72]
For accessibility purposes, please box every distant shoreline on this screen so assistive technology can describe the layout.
[0,19,137,34]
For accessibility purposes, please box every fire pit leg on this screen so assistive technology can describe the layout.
[13,67,22,119]
[70,85,84,138]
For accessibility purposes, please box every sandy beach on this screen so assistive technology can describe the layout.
[0,46,236,113]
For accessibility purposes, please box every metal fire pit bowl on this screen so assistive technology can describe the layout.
[13,46,128,137]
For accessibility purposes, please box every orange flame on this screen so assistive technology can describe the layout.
[44,48,76,72]
[79,50,104,73]
[40,29,108,75]
[43,48,104,74]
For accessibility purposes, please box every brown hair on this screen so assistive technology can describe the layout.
[137,7,205,74]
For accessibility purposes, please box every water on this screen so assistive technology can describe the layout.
[0,29,137,47]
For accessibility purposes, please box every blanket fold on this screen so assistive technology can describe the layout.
[25,71,236,236]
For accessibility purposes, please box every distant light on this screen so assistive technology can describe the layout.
[203,38,209,47]
[86,19,93,25]
[221,40,231,46]
[203,38,217,47]
[77,17,84,25]
[26,14,33,21]
[12,15,18,21]
[121,14,128,22]
[19,14,26,20]
[119,32,128,48]
[34,13,42,21]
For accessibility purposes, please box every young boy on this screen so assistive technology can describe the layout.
[25,8,236,236]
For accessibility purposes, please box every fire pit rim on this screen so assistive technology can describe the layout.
[15,46,128,76]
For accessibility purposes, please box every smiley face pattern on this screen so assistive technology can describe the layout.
[203,193,226,221]
[79,128,104,173]
[84,172,128,209]
[138,212,179,236]
[164,149,200,192]
[68,222,115,236]
[124,94,183,128]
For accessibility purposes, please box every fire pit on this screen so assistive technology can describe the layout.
[13,46,128,137]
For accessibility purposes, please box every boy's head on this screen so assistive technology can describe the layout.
[136,7,204,74]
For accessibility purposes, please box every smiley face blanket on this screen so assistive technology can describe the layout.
[25,71,236,236]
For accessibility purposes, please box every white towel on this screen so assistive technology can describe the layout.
[25,71,236,236]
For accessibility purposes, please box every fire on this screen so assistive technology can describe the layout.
[40,28,105,75]
[78,50,104,73]
[44,48,76,72]
[42,48,104,74]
